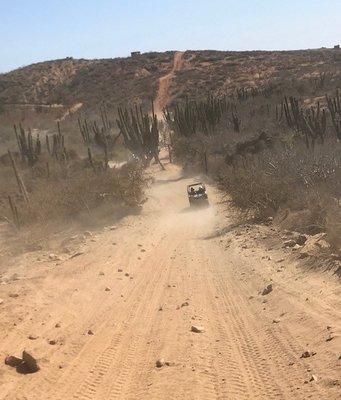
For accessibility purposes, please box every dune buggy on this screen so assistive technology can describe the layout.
[187,183,209,207]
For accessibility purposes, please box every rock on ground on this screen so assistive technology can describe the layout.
[261,284,273,296]
[191,325,205,333]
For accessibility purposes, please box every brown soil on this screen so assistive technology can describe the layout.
[0,162,340,399]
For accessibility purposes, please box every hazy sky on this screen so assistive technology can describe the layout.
[1,0,340,72]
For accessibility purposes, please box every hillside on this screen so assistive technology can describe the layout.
[1,49,340,112]
[0,52,174,109]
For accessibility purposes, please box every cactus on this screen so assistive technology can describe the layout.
[326,90,341,139]
[117,101,163,168]
[8,150,29,203]
[8,195,20,228]
[50,121,67,161]
[14,124,41,166]
[231,110,241,132]
[312,72,333,93]
[283,96,327,147]
[78,105,120,149]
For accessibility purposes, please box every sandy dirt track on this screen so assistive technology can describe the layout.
[0,163,340,400]
[154,51,184,115]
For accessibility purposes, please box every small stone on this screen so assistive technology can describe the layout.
[272,319,280,324]
[48,339,57,345]
[5,355,22,367]
[98,271,105,276]
[87,330,94,335]
[84,231,92,237]
[0,298,4,305]
[124,273,129,277]
[326,335,334,342]
[28,334,39,340]
[261,284,273,296]
[8,293,19,298]
[301,351,316,358]
[118,268,123,272]
[55,323,61,328]
[310,375,318,382]
[158,306,163,311]
[105,287,111,291]
[155,358,165,368]
[191,325,205,333]
[181,302,189,308]
[22,351,39,373]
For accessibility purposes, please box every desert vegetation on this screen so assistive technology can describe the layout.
[164,71,341,253]
[0,91,169,237]
[0,121,147,235]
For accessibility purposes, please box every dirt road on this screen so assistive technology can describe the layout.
[154,51,184,115]
[0,163,340,399]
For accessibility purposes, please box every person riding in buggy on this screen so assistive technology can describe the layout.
[187,183,209,207]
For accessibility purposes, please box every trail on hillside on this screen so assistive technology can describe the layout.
[58,102,83,121]
[0,161,340,400]
[154,51,184,115]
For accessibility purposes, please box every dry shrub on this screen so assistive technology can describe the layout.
[216,141,341,242]
[0,160,146,227]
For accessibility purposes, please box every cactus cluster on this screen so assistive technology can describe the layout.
[78,105,120,149]
[116,101,162,167]
[312,72,334,93]
[282,97,327,147]
[46,121,68,161]
[14,124,41,166]
[235,84,275,102]
[164,95,233,137]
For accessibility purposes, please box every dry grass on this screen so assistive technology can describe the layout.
[0,155,146,229]
[216,141,340,222]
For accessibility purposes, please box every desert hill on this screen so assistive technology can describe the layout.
[1,49,340,112]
